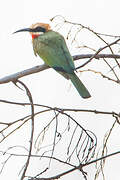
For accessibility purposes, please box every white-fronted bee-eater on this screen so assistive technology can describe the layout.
[14,23,91,98]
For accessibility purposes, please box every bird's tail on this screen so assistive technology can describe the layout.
[69,73,91,98]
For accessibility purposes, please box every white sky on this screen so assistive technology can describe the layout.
[0,0,120,180]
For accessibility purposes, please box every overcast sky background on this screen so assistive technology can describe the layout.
[0,0,120,180]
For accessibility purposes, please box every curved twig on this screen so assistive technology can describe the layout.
[14,80,34,180]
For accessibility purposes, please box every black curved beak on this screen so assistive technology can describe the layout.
[13,26,46,34]
[13,28,33,34]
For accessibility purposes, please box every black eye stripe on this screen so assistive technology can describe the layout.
[33,26,46,32]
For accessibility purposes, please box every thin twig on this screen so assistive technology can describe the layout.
[79,69,120,84]
[15,80,34,180]
[76,38,120,69]
[0,99,119,117]
[29,150,120,180]
[0,148,120,180]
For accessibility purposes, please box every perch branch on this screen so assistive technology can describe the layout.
[0,54,120,84]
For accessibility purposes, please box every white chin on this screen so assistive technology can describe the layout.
[34,32,44,35]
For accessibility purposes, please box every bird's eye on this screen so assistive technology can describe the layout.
[33,26,46,33]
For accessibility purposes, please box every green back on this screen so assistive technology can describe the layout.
[33,31,75,74]
[32,30,91,98]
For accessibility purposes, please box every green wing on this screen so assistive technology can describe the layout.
[33,31,75,74]
[33,30,91,98]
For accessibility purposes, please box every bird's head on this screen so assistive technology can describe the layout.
[14,23,51,39]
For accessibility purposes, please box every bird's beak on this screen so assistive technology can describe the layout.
[13,28,33,34]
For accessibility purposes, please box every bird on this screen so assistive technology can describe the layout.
[14,23,91,98]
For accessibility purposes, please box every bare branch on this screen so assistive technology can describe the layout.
[0,99,119,118]
[73,54,120,60]
[0,54,120,84]
[51,15,120,39]
[95,120,117,179]
[76,38,120,69]
[27,150,120,180]
[0,148,120,180]
[0,64,48,84]
[79,69,120,84]
[14,80,35,180]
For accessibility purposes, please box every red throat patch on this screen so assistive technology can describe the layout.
[32,34,40,39]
